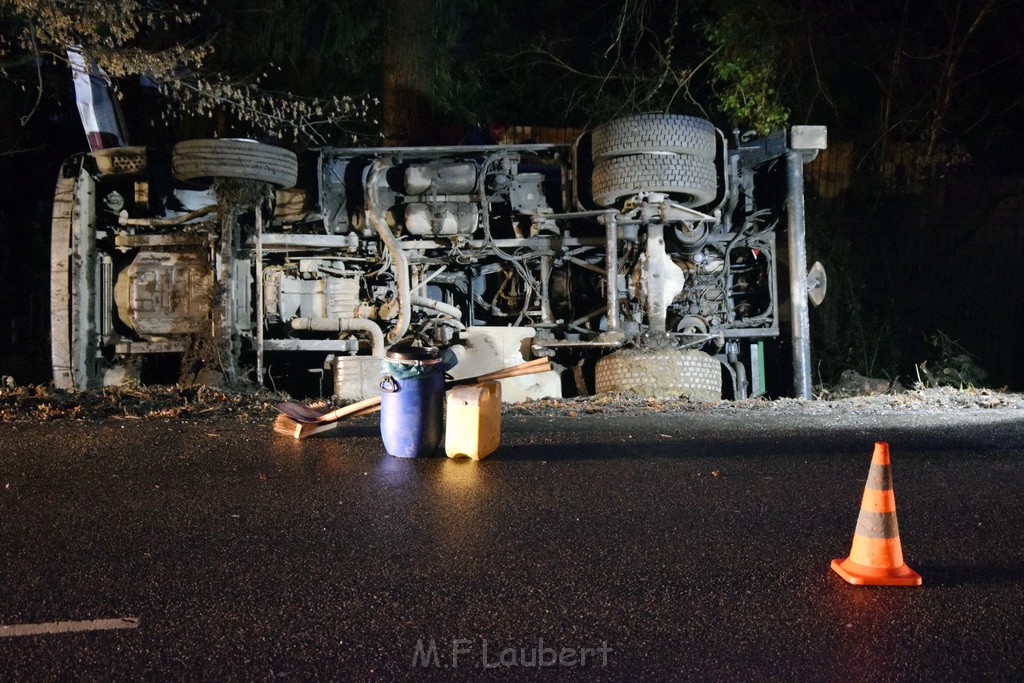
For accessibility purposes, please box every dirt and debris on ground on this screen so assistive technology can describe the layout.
[0,382,1020,423]
[0,384,286,422]
[506,386,1021,417]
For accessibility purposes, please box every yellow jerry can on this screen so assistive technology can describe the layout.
[445,381,502,460]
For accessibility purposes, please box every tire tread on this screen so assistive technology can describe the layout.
[594,348,722,401]
[591,154,717,207]
[592,114,717,160]
[172,139,298,188]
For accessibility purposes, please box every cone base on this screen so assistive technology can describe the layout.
[831,557,922,586]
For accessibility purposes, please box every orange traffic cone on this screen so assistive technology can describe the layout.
[831,442,922,586]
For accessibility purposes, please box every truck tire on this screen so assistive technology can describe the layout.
[172,139,298,188]
[594,348,722,401]
[591,153,717,207]
[591,114,717,161]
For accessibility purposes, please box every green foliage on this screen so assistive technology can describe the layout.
[701,6,789,134]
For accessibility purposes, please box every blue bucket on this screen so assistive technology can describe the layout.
[379,345,445,458]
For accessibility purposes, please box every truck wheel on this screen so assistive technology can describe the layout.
[172,139,298,188]
[594,348,722,401]
[591,114,717,161]
[591,153,717,208]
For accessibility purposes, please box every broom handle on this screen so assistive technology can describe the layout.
[473,356,550,379]
[466,363,550,385]
[299,404,381,438]
[313,394,384,423]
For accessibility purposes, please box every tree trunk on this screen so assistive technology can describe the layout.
[380,0,436,146]
[875,0,910,176]
[922,0,996,177]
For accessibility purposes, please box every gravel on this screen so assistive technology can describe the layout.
[506,386,1022,417]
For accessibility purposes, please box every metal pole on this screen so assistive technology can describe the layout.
[540,255,554,324]
[786,151,812,399]
[218,211,239,384]
[604,216,620,333]
[255,204,264,384]
[645,223,667,335]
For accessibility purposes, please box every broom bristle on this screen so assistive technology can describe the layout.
[273,413,303,438]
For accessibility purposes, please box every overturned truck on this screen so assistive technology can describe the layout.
[51,115,826,400]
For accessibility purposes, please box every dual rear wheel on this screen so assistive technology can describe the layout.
[590,114,718,208]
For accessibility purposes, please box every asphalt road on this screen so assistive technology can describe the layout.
[1,409,1023,679]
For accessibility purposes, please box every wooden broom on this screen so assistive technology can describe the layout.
[273,357,551,439]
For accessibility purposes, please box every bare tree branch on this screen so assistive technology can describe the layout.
[18,20,44,126]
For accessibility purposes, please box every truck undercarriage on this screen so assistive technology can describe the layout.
[51,116,826,400]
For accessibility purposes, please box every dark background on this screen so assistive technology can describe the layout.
[2,0,1023,391]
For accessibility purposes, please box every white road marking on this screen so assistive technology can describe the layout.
[0,617,140,638]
